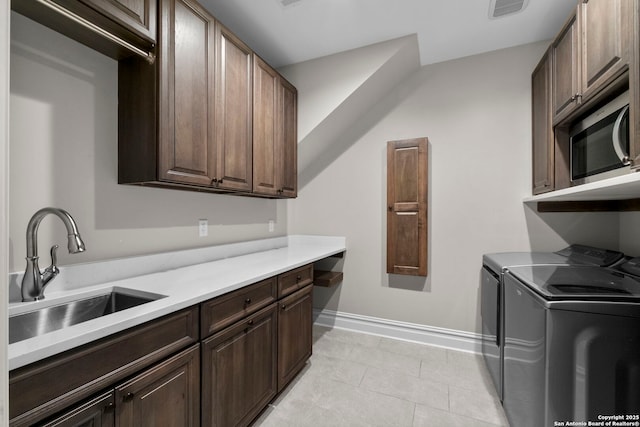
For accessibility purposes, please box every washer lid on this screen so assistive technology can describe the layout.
[482,245,624,274]
[507,265,640,301]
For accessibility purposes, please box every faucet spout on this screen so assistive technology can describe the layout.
[21,207,86,301]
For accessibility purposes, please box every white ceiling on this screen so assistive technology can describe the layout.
[200,0,577,68]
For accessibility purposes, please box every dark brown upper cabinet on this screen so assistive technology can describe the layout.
[118,0,218,189]
[532,51,554,195]
[386,138,428,277]
[552,0,632,124]
[12,0,156,62]
[118,0,297,197]
[214,24,253,192]
[119,0,254,193]
[551,10,579,123]
[253,56,298,198]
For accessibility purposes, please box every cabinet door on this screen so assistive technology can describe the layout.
[215,24,253,191]
[202,304,277,427]
[277,284,312,392]
[278,77,298,198]
[79,0,156,42]
[253,55,280,196]
[253,56,298,198]
[580,0,631,102]
[387,138,428,277]
[552,10,580,123]
[532,51,554,195]
[115,344,200,427]
[40,392,115,427]
[158,0,217,187]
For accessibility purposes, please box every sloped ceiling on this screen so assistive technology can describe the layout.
[200,0,576,68]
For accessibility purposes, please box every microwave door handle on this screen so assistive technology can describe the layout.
[612,105,631,165]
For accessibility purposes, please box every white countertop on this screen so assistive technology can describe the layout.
[8,235,346,370]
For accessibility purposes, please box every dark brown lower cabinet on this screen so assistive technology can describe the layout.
[42,344,200,427]
[201,304,278,427]
[115,344,200,427]
[41,392,115,427]
[39,344,200,427]
[277,284,313,391]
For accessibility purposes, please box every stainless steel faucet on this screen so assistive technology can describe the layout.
[21,207,86,301]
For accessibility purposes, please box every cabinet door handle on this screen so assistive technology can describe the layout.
[247,319,254,326]
[105,402,115,412]
[123,392,135,402]
[212,178,218,184]
[281,304,286,310]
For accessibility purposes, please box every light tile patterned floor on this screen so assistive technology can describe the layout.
[253,325,510,427]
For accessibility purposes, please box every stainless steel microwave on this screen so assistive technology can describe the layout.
[570,91,630,185]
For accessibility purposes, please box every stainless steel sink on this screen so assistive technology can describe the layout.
[9,289,166,344]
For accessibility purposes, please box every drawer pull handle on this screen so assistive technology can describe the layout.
[248,320,254,326]
[245,298,252,305]
[296,275,302,282]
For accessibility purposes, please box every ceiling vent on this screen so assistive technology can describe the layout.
[279,0,302,7]
[489,0,529,19]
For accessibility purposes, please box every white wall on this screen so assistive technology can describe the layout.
[8,13,287,274]
[287,41,620,334]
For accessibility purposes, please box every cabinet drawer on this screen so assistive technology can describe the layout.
[9,307,199,426]
[278,264,313,298]
[200,277,277,338]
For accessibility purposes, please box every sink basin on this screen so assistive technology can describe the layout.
[9,289,166,344]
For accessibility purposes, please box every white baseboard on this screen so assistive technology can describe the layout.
[313,309,484,354]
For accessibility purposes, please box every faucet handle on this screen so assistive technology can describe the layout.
[48,244,60,275]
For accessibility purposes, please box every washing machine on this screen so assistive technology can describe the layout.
[502,259,640,427]
[481,245,623,402]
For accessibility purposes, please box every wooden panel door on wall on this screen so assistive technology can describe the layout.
[215,24,253,191]
[387,138,428,277]
[158,0,217,187]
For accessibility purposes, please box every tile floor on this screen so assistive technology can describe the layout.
[253,325,510,427]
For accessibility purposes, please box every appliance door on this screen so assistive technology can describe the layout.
[503,273,547,427]
[547,305,640,422]
[481,266,502,400]
[571,104,630,184]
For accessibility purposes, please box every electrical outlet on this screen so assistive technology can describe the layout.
[268,220,275,232]
[198,219,208,237]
